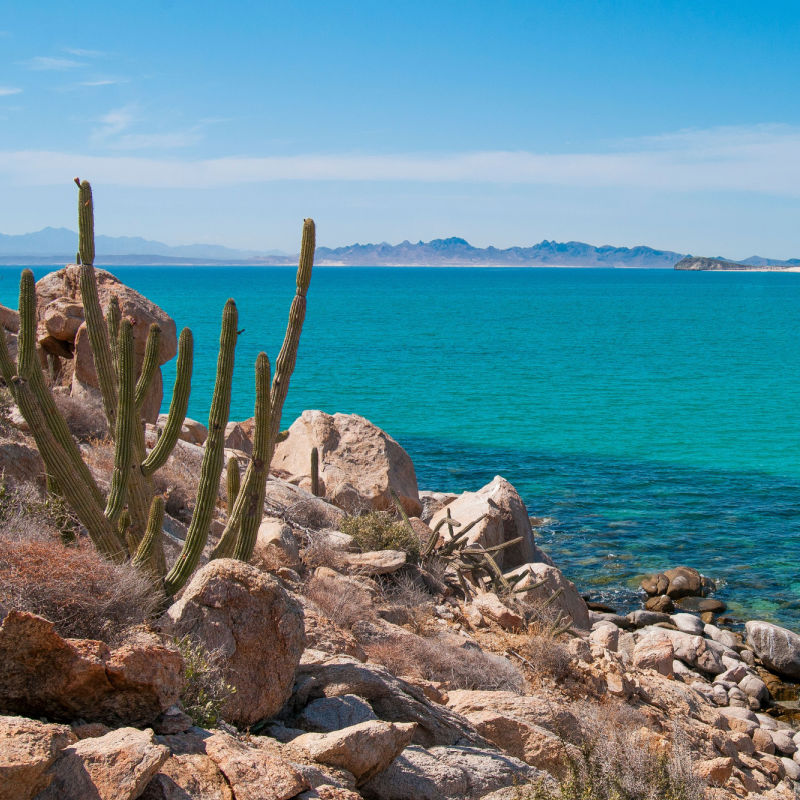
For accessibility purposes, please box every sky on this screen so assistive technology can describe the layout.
[2,0,800,258]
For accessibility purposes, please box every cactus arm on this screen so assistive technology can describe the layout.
[268,218,314,448]
[106,295,121,371]
[226,456,240,512]
[133,495,165,574]
[141,327,192,476]
[232,352,271,562]
[104,320,135,524]
[163,300,238,595]
[77,178,95,267]
[135,323,161,412]
[0,328,16,392]
[16,270,106,508]
[13,377,123,560]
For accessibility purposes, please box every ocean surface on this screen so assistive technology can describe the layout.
[2,266,799,629]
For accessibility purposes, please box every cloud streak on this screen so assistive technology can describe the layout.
[0,87,22,96]
[1,125,799,195]
[25,55,84,70]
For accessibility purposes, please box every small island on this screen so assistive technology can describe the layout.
[675,256,800,271]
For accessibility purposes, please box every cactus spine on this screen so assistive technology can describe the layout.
[163,300,238,595]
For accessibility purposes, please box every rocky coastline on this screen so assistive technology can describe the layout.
[1,268,799,799]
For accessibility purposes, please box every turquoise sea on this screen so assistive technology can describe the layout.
[2,266,799,628]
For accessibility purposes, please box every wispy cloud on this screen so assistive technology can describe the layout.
[88,105,201,150]
[25,55,85,71]
[0,87,22,96]
[2,125,800,194]
[79,78,125,87]
[64,47,106,57]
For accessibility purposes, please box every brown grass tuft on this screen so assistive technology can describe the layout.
[303,573,376,629]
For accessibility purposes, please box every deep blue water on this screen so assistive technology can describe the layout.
[3,266,799,628]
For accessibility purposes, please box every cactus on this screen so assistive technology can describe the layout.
[3,179,315,596]
[310,446,320,497]
[226,456,240,512]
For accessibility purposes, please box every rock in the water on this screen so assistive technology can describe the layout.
[644,594,674,613]
[0,715,76,800]
[292,720,416,783]
[272,410,421,516]
[0,611,182,727]
[745,621,800,680]
[429,476,539,569]
[662,566,704,599]
[163,560,305,726]
[37,727,169,800]
[503,563,590,630]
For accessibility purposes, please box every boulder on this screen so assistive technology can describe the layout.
[662,566,704,599]
[670,613,705,635]
[360,744,547,800]
[0,304,19,333]
[37,727,169,800]
[649,628,724,674]
[644,594,674,613]
[162,560,305,726]
[35,266,177,423]
[292,720,416,783]
[471,593,523,632]
[299,695,378,733]
[224,421,253,455]
[0,715,76,800]
[693,756,734,786]
[252,518,302,571]
[589,623,619,652]
[344,550,407,575]
[272,410,421,515]
[632,633,674,676]
[292,656,483,748]
[158,414,207,446]
[429,476,538,569]
[0,611,182,727]
[745,621,800,680]
[503,563,590,630]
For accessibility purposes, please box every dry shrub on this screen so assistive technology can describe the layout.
[0,514,161,644]
[365,632,525,692]
[518,704,704,800]
[300,533,345,570]
[340,510,420,560]
[175,635,236,728]
[376,570,436,634]
[303,573,376,629]
[151,448,200,523]
[53,393,108,441]
[512,624,574,684]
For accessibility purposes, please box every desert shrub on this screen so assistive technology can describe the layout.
[300,532,345,570]
[0,386,12,430]
[53,392,107,441]
[376,570,436,634]
[304,573,376,629]
[340,510,420,560]
[0,533,161,643]
[515,707,703,800]
[175,635,236,728]
[365,632,525,692]
[508,623,574,684]
[0,471,79,544]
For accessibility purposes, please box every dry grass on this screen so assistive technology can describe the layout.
[340,510,421,560]
[365,631,525,692]
[150,447,200,523]
[517,705,704,800]
[303,573,376,629]
[53,392,108,441]
[300,533,346,570]
[0,534,161,643]
[375,570,436,634]
[175,635,237,727]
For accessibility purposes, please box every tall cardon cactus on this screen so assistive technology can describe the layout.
[0,179,315,594]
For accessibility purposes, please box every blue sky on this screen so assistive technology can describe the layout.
[2,0,800,257]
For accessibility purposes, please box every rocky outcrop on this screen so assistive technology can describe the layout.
[264,477,346,530]
[0,715,76,800]
[745,621,800,680]
[0,611,182,727]
[428,477,543,570]
[503,563,590,630]
[37,727,169,800]
[252,518,302,571]
[34,265,177,423]
[162,560,305,727]
[271,410,421,516]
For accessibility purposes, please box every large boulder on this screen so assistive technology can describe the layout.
[271,410,421,516]
[264,477,346,531]
[162,560,305,726]
[429,477,539,570]
[0,611,183,727]
[37,727,169,800]
[0,715,76,800]
[745,621,800,680]
[503,563,590,630]
[34,265,177,423]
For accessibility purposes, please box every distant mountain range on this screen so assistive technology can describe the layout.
[0,227,797,269]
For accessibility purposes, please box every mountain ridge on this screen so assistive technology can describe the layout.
[1,227,797,268]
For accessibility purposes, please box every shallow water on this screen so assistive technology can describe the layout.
[3,266,799,627]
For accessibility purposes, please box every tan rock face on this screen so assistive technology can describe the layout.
[252,518,302,571]
[0,611,182,727]
[264,477,346,530]
[163,559,305,727]
[471,593,523,632]
[35,265,177,423]
[632,633,674,676]
[292,720,416,783]
[271,410,421,516]
[141,752,234,800]
[503,563,590,630]
[429,476,538,569]
[0,715,76,800]
[0,304,19,334]
[37,727,169,800]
